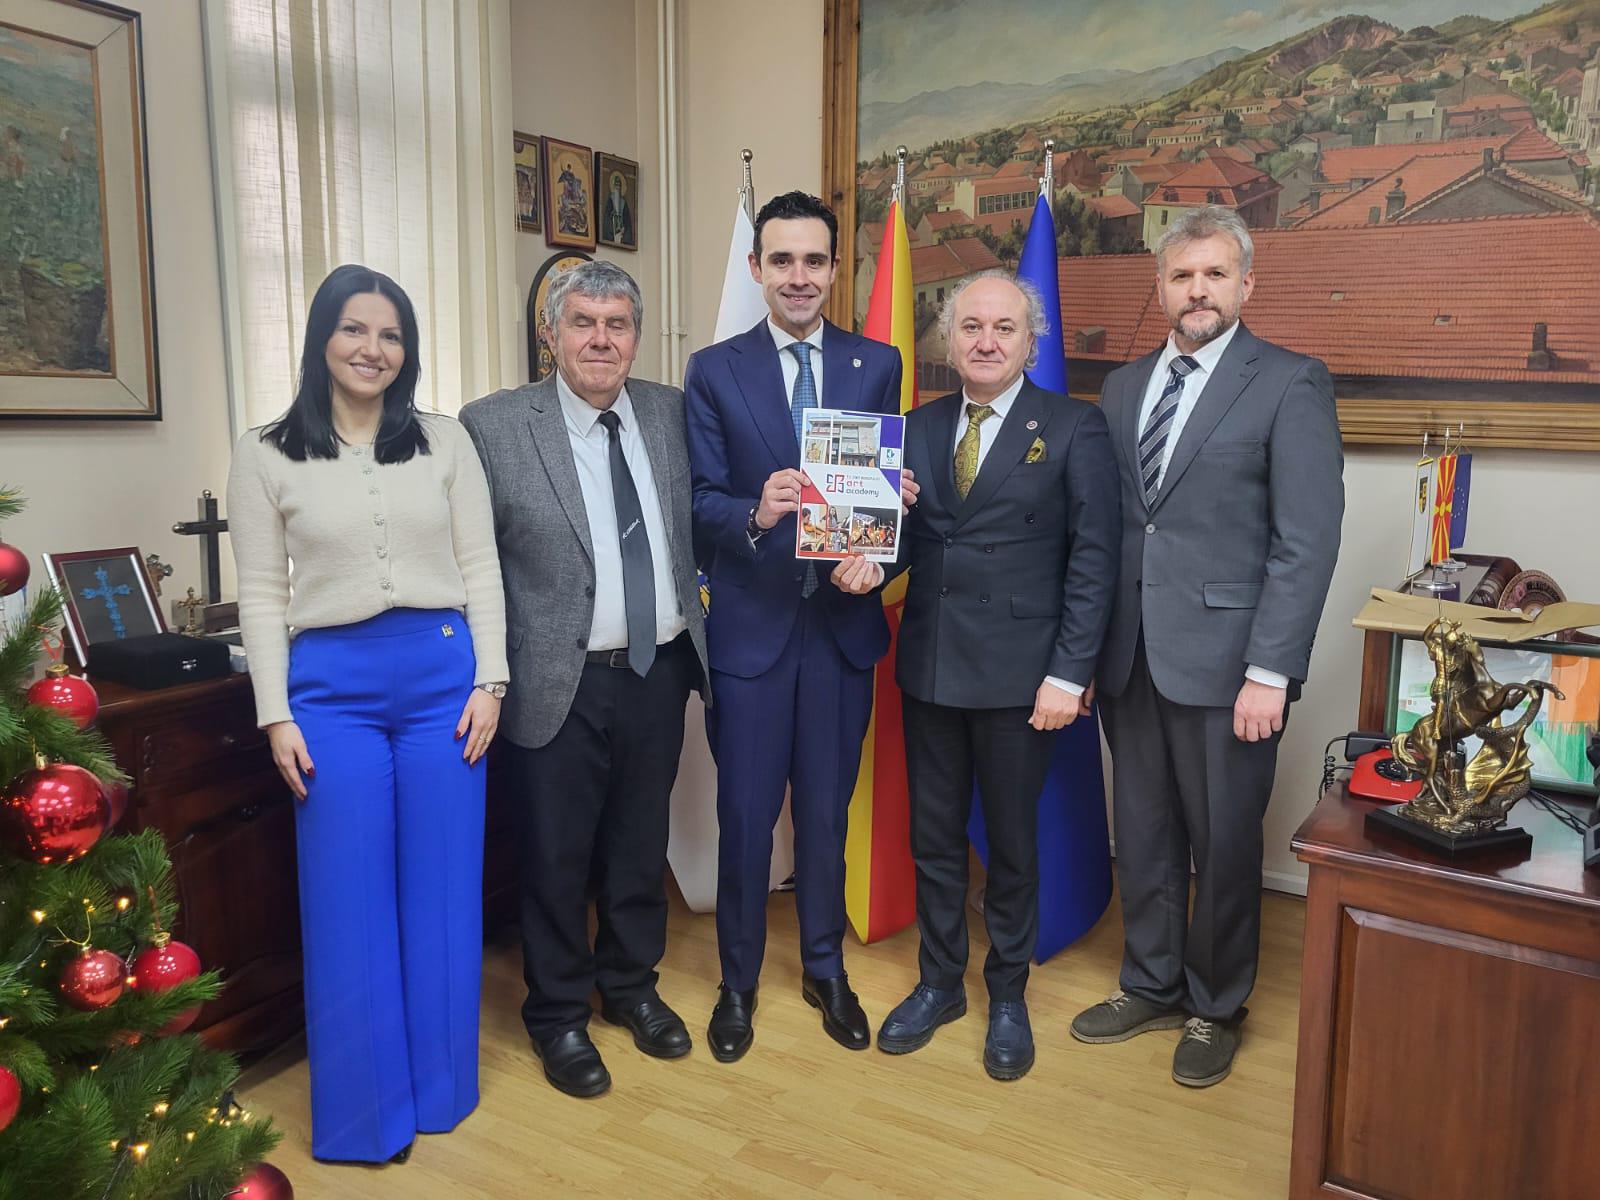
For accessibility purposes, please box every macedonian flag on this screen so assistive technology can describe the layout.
[843,198,918,943]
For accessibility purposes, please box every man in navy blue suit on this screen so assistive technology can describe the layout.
[684,191,910,1062]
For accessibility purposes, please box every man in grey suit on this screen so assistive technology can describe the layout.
[1069,206,1343,1088]
[461,260,709,1099]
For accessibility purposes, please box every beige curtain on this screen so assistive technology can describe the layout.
[206,0,516,429]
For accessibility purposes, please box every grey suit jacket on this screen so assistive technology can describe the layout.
[1096,323,1344,708]
[460,374,709,749]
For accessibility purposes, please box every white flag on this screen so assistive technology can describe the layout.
[667,196,795,913]
[712,199,770,341]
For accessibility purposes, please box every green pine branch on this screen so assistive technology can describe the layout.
[0,485,21,523]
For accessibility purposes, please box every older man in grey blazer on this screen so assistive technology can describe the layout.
[461,260,708,1100]
[1070,206,1343,1088]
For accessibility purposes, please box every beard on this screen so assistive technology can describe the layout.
[1171,302,1234,345]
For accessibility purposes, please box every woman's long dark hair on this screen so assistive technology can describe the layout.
[260,264,429,463]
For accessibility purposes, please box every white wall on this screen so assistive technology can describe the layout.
[1264,444,1600,892]
[676,8,1600,892]
[2,1,234,619]
[508,0,663,382]
[679,0,825,358]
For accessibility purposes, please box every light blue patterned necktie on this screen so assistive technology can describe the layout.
[788,341,817,443]
[788,341,820,598]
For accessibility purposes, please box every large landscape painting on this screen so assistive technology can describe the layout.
[0,22,109,377]
[840,0,1600,447]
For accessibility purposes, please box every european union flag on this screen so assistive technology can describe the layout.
[966,191,1113,960]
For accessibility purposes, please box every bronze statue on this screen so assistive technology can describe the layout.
[1390,618,1562,837]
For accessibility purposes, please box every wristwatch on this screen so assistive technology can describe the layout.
[476,681,508,699]
[746,506,770,540]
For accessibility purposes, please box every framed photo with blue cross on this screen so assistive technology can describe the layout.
[42,546,167,668]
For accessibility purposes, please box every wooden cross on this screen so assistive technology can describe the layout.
[172,490,228,603]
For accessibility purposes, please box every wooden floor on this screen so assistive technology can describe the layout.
[240,886,1305,1199]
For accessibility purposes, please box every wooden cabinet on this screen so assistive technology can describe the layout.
[96,674,303,1054]
[1289,785,1600,1200]
[95,673,520,1055]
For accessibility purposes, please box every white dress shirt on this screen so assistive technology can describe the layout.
[749,318,830,550]
[1134,321,1286,691]
[955,372,1083,699]
[556,373,686,652]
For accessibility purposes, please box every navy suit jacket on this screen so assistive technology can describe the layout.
[684,318,903,679]
[888,380,1121,709]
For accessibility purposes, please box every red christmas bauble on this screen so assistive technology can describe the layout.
[0,1064,19,1133]
[59,948,126,1011]
[0,541,28,597]
[227,1161,293,1200]
[26,664,99,729]
[0,764,109,864]
[130,937,202,1034]
[103,782,129,829]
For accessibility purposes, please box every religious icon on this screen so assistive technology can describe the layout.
[42,547,167,666]
[541,136,596,251]
[513,130,541,234]
[595,152,639,252]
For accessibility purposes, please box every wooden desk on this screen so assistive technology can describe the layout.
[1290,784,1600,1200]
[96,672,519,1055]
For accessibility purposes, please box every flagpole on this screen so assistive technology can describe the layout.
[893,145,907,207]
[739,148,755,223]
[1041,137,1054,198]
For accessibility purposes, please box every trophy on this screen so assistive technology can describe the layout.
[1367,617,1562,857]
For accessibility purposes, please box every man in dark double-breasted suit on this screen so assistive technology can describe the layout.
[877,270,1120,1081]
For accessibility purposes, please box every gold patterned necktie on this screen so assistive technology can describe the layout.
[954,402,997,499]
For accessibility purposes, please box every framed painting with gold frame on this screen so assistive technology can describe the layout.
[542,136,597,251]
[0,0,159,420]
[513,130,542,234]
[820,0,1600,451]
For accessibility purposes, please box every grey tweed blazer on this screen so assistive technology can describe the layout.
[459,374,709,749]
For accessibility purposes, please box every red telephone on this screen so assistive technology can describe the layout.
[1349,747,1424,803]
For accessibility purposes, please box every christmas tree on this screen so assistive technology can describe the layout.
[0,487,288,1200]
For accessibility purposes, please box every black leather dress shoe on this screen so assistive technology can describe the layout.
[877,982,967,1054]
[707,983,757,1063]
[389,1142,413,1164]
[531,1028,611,1098]
[983,1000,1035,1081]
[801,972,870,1050]
[601,994,692,1059]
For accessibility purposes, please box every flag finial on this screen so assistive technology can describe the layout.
[1042,138,1055,197]
[893,146,907,206]
[739,149,755,222]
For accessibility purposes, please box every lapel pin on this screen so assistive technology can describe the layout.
[852,358,862,368]
[1026,419,1039,430]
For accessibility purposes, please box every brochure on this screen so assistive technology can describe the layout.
[795,408,904,563]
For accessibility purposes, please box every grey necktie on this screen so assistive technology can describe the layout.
[596,410,655,677]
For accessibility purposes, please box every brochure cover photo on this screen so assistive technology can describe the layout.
[796,408,904,563]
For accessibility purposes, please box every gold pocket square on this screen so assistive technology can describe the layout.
[1025,436,1047,464]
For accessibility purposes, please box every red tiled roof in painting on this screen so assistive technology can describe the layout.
[1317,136,1507,183]
[922,208,975,231]
[1085,194,1142,219]
[910,237,1000,285]
[1296,154,1484,228]
[1057,212,1600,383]
[1150,157,1280,208]
[1498,126,1569,163]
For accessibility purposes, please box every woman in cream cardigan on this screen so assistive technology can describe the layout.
[227,264,508,1165]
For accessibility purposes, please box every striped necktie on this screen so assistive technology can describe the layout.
[788,342,817,443]
[1137,354,1200,506]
